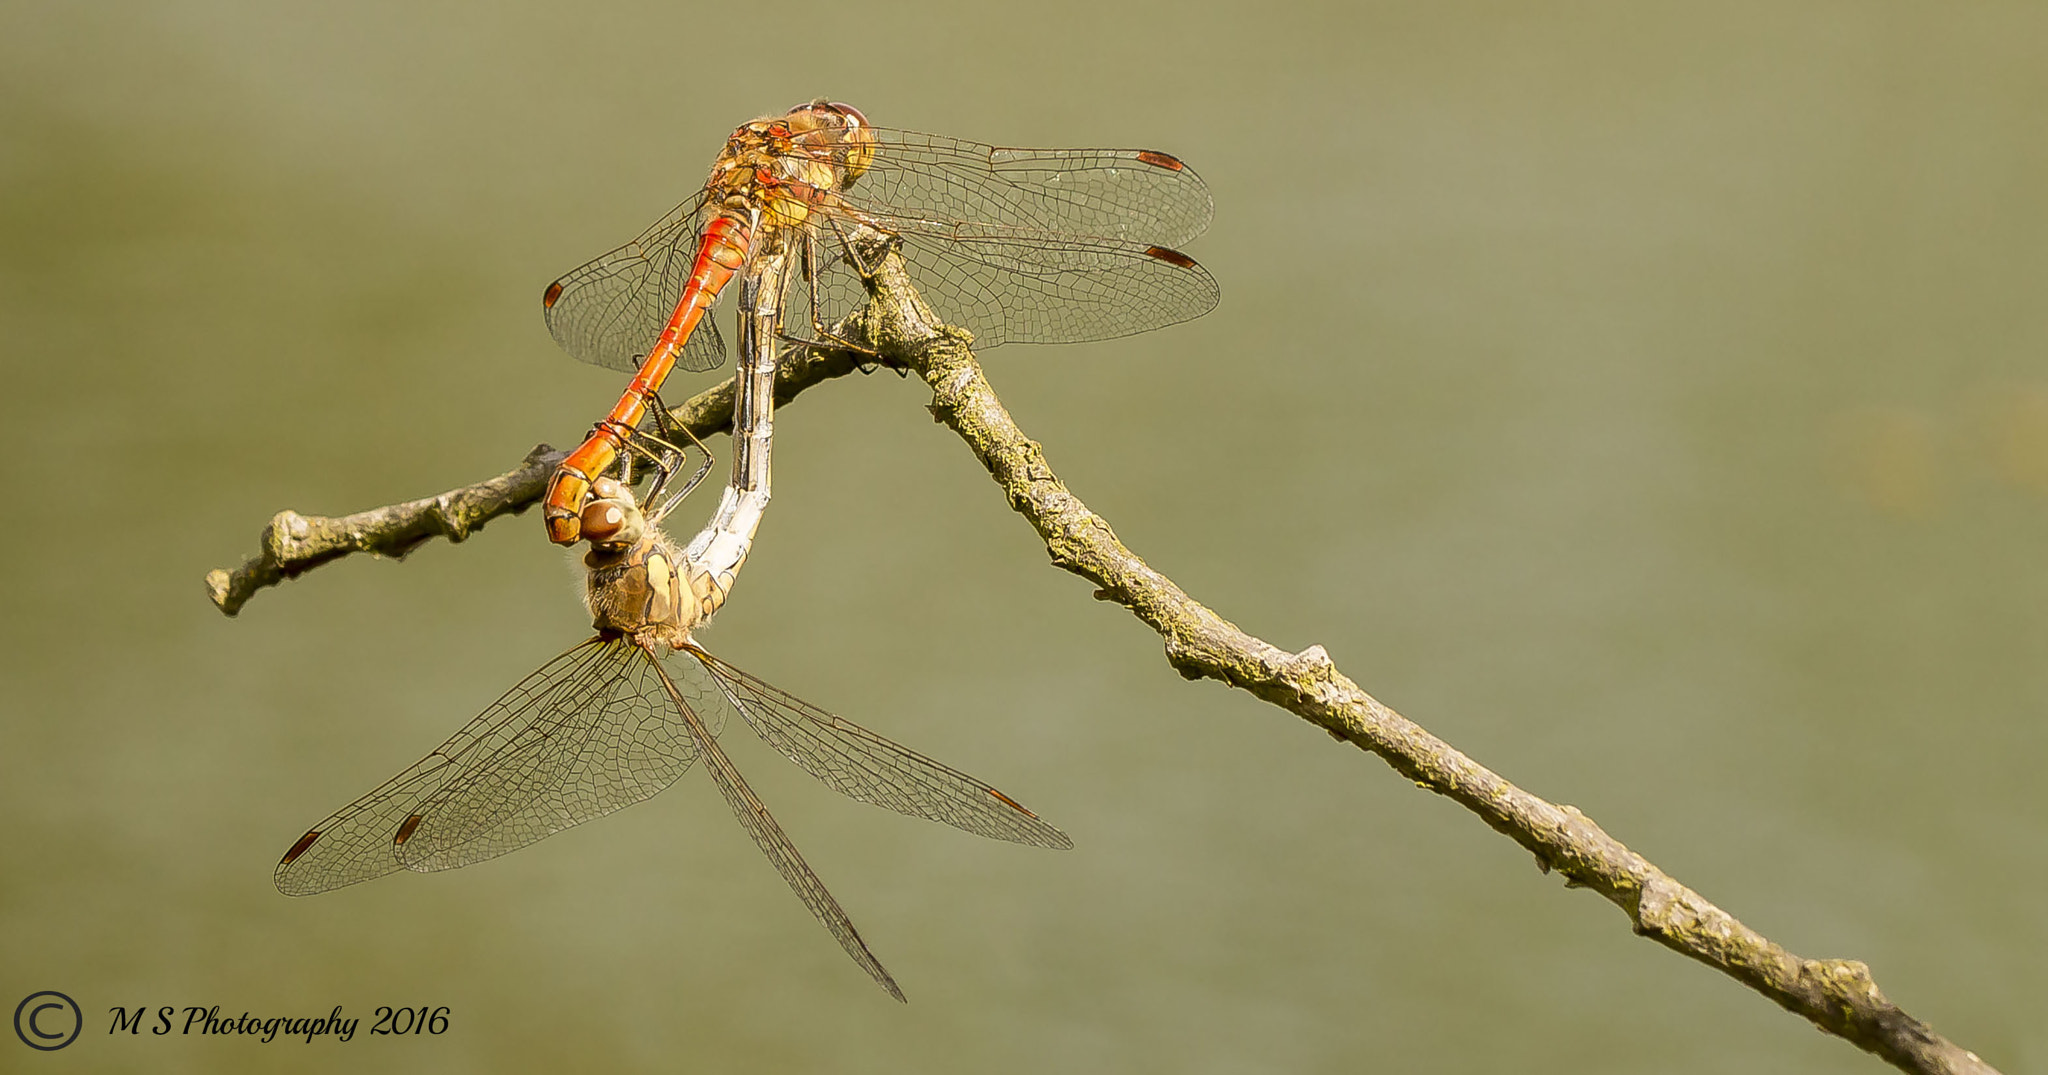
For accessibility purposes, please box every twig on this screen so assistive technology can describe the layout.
[203,252,1998,1075]
[203,342,878,616]
[848,248,1996,1075]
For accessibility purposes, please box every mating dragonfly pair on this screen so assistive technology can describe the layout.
[275,100,1218,999]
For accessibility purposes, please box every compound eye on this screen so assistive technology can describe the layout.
[590,476,625,501]
[787,100,868,131]
[581,500,626,544]
[824,101,868,129]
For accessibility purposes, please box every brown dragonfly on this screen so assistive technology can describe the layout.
[275,468,1071,1000]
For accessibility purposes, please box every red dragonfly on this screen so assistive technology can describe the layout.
[538,99,1218,544]
[276,469,1071,1001]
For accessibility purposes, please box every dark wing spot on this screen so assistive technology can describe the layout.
[393,814,425,846]
[1135,150,1186,171]
[986,788,1042,818]
[280,830,321,866]
[1143,245,1200,269]
[542,280,566,309]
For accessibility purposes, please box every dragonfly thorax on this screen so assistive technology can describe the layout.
[702,102,876,232]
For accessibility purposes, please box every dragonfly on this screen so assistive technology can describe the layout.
[538,98,1219,545]
[281,282,1061,998]
[275,466,1071,1001]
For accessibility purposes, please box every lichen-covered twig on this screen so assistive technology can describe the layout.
[202,341,878,616]
[203,251,1998,1075]
[848,248,1996,1075]
[203,445,563,617]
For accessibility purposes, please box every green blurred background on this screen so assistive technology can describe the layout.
[4,1,2045,1071]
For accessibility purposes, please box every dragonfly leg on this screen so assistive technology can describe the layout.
[628,393,714,527]
[656,394,716,505]
[779,328,885,363]
[829,216,897,280]
[777,226,888,366]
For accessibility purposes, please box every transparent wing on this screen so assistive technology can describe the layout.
[649,657,904,1001]
[541,190,730,375]
[674,644,1073,850]
[395,639,701,874]
[785,219,1217,349]
[787,129,1217,348]
[275,638,627,895]
[851,129,1213,250]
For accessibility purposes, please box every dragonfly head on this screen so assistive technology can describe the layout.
[579,477,646,550]
[790,98,868,129]
[784,99,876,186]
[580,479,704,647]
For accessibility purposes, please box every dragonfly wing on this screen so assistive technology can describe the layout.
[648,656,904,1001]
[829,218,1218,348]
[676,308,730,373]
[395,639,700,874]
[854,129,1213,250]
[274,637,627,895]
[542,190,731,374]
[674,645,1073,850]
